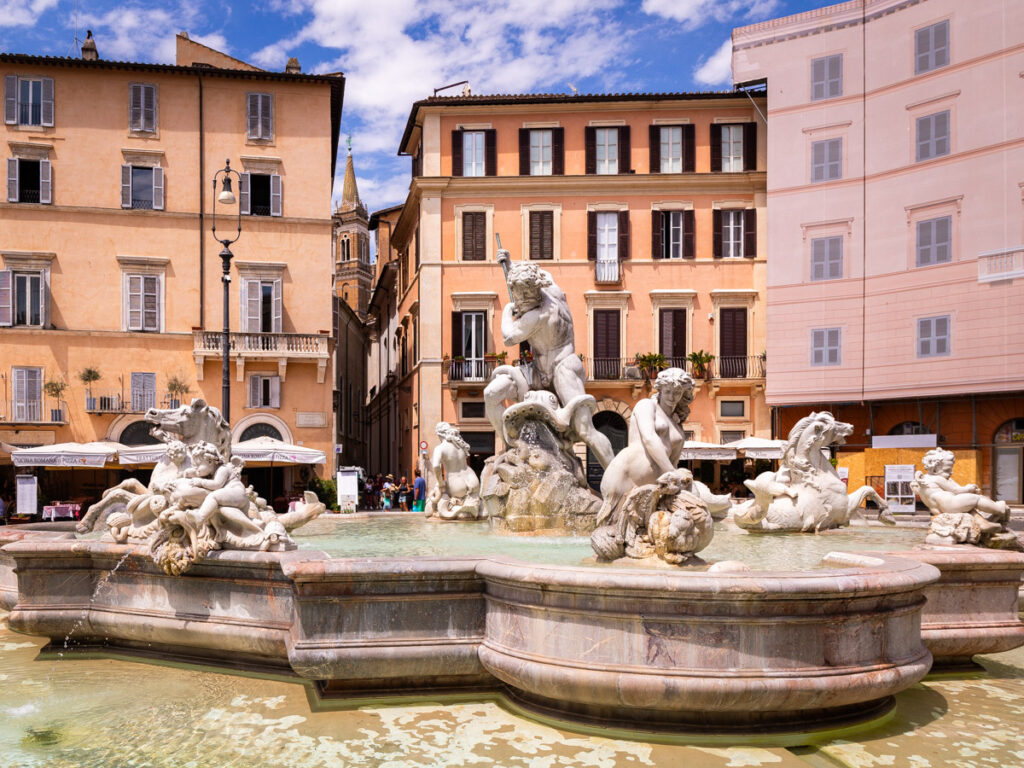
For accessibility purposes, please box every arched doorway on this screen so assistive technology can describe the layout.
[586,411,628,491]
[238,422,286,511]
[994,418,1024,504]
[118,420,161,445]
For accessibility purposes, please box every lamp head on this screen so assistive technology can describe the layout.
[217,175,236,205]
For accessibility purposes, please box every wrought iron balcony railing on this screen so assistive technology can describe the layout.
[1,397,65,424]
[446,359,497,382]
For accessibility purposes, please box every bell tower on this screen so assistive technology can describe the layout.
[333,140,372,320]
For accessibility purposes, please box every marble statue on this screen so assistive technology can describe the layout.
[732,411,895,532]
[591,468,713,565]
[480,256,605,532]
[424,422,482,520]
[913,448,1022,550]
[79,398,325,574]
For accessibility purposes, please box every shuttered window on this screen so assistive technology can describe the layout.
[4,76,53,127]
[592,309,621,379]
[917,315,951,358]
[594,128,618,174]
[529,210,553,260]
[659,308,686,367]
[129,83,157,132]
[811,138,842,182]
[241,278,282,333]
[721,125,744,172]
[720,308,749,377]
[655,210,694,259]
[916,111,950,162]
[248,374,281,408]
[650,124,695,174]
[660,126,683,173]
[239,173,281,216]
[462,131,486,176]
[121,165,164,210]
[811,55,843,100]
[916,216,952,266]
[125,273,160,331]
[915,20,949,75]
[462,212,486,261]
[811,236,843,280]
[721,211,744,258]
[247,93,273,140]
[811,327,842,366]
[12,367,42,422]
[529,130,552,175]
[7,158,50,204]
[1,270,46,327]
[130,372,157,412]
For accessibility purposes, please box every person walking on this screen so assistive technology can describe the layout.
[397,476,411,511]
[381,474,395,511]
[412,469,426,513]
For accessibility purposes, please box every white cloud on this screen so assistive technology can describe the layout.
[0,0,58,27]
[640,0,779,30]
[693,38,732,87]
[80,2,228,63]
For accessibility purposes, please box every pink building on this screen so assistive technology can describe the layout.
[732,0,1024,502]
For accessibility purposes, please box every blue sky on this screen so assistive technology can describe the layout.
[2,0,831,212]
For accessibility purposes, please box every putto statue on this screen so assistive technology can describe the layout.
[480,253,607,532]
[78,399,326,574]
[732,411,895,533]
[425,422,482,520]
[913,448,1022,550]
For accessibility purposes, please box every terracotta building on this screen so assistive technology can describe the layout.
[369,91,769,489]
[0,33,344,501]
[732,0,1024,502]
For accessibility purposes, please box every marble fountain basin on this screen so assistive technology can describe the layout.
[1,523,1022,735]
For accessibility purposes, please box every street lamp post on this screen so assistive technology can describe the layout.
[211,159,242,423]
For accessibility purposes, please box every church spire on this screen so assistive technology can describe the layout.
[341,136,360,209]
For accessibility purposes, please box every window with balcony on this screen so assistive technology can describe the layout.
[248,374,281,408]
[711,123,756,172]
[659,308,686,369]
[811,54,842,101]
[120,165,164,210]
[719,307,748,377]
[130,372,157,412]
[917,315,950,358]
[916,216,952,266]
[11,367,42,422]
[450,311,487,381]
[811,236,843,280]
[241,278,282,333]
[585,126,629,174]
[811,327,842,366]
[246,93,273,140]
[916,111,950,162]
[654,210,694,259]
[4,75,54,127]
[589,210,628,282]
[0,270,46,327]
[240,173,282,217]
[915,20,949,75]
[123,273,161,332]
[592,309,621,379]
[129,83,157,132]
[811,138,842,182]
[6,158,51,204]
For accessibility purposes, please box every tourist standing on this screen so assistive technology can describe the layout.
[413,469,426,513]
[397,476,411,511]
[381,474,395,511]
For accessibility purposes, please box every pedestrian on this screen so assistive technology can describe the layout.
[397,476,411,511]
[381,474,394,511]
[412,469,426,513]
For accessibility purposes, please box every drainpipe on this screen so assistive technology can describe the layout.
[197,72,206,328]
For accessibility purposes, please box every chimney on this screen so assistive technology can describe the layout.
[285,57,301,74]
[81,30,98,61]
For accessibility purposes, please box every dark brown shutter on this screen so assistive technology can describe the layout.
[651,210,663,258]
[683,124,696,172]
[587,211,597,260]
[463,212,485,261]
[530,211,541,258]
[710,124,722,173]
[484,129,497,176]
[593,309,621,358]
[519,128,530,175]
[712,209,723,258]
[451,311,463,358]
[584,127,596,174]
[618,125,631,174]
[683,209,696,259]
[649,125,660,174]
[451,129,463,177]
[540,210,553,259]
[618,210,630,259]
[743,209,757,258]
[552,128,564,175]
[720,308,747,377]
[743,122,757,171]
[660,308,686,360]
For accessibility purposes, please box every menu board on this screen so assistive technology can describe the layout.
[884,465,916,514]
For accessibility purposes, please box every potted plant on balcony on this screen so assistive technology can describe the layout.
[43,378,67,422]
[166,374,191,409]
[79,367,101,411]
[686,350,714,379]
[633,352,668,380]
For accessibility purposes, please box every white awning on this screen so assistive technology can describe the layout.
[723,436,786,460]
[11,441,124,468]
[118,445,170,465]
[678,441,738,461]
[231,436,326,464]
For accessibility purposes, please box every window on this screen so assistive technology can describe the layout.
[130,372,157,412]
[713,209,756,259]
[528,210,553,260]
[4,76,53,127]
[650,124,693,173]
[248,374,281,408]
[120,165,164,210]
[811,327,841,366]
[596,212,618,281]
[811,54,842,101]
[461,401,486,419]
[6,158,51,204]
[916,216,952,266]
[917,315,950,358]
[530,130,552,175]
[247,93,273,140]
[719,307,748,377]
[711,123,756,172]
[129,83,156,132]
[659,308,686,367]
[592,309,621,379]
[720,400,745,418]
[660,126,682,173]
[242,278,282,333]
[889,421,930,436]
[240,173,282,217]
[915,20,949,74]
[722,211,744,258]
[462,211,486,261]
[455,311,486,380]
[811,236,843,280]
[0,270,46,328]
[595,128,618,174]
[124,274,160,332]
[811,138,842,182]
[463,131,486,176]
[654,210,694,259]
[721,430,745,444]
[721,125,744,172]
[916,111,950,161]
[12,367,42,422]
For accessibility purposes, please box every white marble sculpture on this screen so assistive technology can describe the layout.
[913,448,1022,550]
[425,422,482,520]
[79,399,325,574]
[732,411,895,532]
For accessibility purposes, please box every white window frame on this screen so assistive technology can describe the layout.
[811,54,842,101]
[12,271,43,326]
[463,130,486,177]
[247,92,274,141]
[811,138,842,182]
[529,129,552,176]
[664,210,684,259]
[248,373,281,408]
[129,83,157,133]
[917,314,951,358]
[595,128,618,175]
[241,277,283,334]
[123,272,162,332]
[915,20,950,75]
[12,366,43,422]
[722,210,744,258]
[811,236,843,280]
[596,210,619,262]
[811,327,842,366]
[660,126,682,173]
[916,215,952,267]
[721,125,744,172]
[461,311,487,381]
[916,111,950,162]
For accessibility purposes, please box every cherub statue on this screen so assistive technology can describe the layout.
[913,448,1022,550]
[425,422,482,520]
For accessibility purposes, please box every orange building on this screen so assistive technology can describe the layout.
[370,91,769,490]
[0,34,343,503]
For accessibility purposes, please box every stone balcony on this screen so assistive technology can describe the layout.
[192,331,330,383]
[978,246,1024,283]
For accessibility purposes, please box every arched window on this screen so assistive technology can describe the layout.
[239,423,283,442]
[119,420,160,445]
[994,418,1024,443]
[888,421,929,435]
